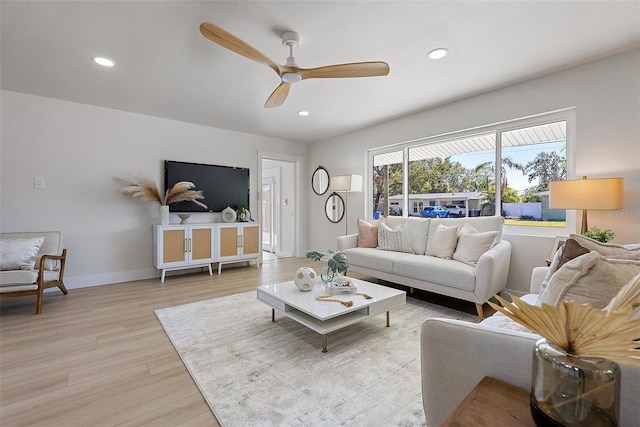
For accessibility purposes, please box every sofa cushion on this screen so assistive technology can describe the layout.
[343,247,408,274]
[378,221,412,253]
[569,234,640,260]
[387,216,430,255]
[0,237,45,270]
[393,254,476,292]
[426,224,459,259]
[0,270,39,286]
[538,251,640,308]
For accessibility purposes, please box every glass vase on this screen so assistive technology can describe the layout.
[530,338,620,427]
[320,265,336,284]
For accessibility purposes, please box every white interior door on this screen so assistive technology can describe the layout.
[261,177,275,253]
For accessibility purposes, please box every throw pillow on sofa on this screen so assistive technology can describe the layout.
[537,251,640,308]
[453,230,499,265]
[426,224,459,259]
[570,234,640,260]
[378,221,412,253]
[0,237,45,270]
[357,217,386,248]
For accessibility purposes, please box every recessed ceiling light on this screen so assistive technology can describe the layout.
[297,111,309,116]
[92,56,116,67]
[427,48,448,60]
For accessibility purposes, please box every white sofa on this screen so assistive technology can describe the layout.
[0,231,68,314]
[337,216,511,319]
[421,267,640,427]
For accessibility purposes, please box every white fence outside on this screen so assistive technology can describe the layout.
[503,203,542,219]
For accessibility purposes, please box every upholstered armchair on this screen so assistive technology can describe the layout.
[0,231,68,314]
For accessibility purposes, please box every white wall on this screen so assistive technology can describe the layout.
[0,91,307,288]
[308,49,640,294]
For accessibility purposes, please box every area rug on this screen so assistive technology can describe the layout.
[155,291,477,426]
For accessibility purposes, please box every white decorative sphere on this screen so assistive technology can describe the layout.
[294,267,317,292]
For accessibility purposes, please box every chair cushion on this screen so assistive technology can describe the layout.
[569,234,640,260]
[0,270,39,285]
[1,231,63,270]
[0,237,44,270]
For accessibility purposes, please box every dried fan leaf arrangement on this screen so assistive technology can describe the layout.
[488,278,640,366]
[118,175,207,209]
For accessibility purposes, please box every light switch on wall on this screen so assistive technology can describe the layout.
[34,178,45,189]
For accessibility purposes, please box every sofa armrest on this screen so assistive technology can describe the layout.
[337,234,358,250]
[421,317,640,427]
[530,266,548,294]
[421,318,539,427]
[473,240,511,302]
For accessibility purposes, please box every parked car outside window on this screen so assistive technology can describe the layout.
[444,204,467,217]
[421,206,450,218]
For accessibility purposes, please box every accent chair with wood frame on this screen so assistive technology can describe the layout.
[0,231,68,314]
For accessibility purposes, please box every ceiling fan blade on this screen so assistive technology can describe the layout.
[299,62,390,79]
[264,83,291,108]
[200,22,281,75]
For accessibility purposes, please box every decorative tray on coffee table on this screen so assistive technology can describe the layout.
[327,276,357,293]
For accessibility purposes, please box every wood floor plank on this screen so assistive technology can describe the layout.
[0,257,476,425]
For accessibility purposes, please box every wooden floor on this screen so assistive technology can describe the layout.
[0,258,483,426]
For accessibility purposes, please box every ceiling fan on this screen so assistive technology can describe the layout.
[199,22,390,108]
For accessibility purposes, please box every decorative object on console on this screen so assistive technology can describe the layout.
[221,207,237,223]
[311,166,330,195]
[294,267,317,292]
[489,287,640,427]
[118,175,207,224]
[236,205,251,222]
[177,213,192,224]
[305,250,348,284]
[159,205,170,225]
[549,176,623,234]
[330,174,362,234]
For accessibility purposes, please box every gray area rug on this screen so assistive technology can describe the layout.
[155,291,477,426]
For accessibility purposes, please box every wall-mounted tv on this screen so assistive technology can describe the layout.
[164,160,250,213]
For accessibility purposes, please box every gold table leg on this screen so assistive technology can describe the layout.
[322,335,327,353]
[271,308,275,323]
[386,311,390,327]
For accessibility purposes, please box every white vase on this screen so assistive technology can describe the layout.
[221,207,237,223]
[159,205,170,225]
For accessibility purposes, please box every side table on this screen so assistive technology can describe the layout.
[441,376,535,426]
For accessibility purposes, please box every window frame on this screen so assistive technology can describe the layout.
[366,108,576,236]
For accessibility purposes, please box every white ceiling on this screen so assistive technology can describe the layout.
[2,1,639,143]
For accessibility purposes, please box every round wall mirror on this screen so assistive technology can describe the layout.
[325,192,345,223]
[311,166,330,195]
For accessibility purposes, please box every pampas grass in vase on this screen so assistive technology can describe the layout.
[118,175,207,224]
[488,275,640,426]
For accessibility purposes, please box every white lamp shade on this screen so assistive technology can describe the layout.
[549,177,623,210]
[330,174,362,192]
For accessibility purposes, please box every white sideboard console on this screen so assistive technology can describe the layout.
[153,222,261,282]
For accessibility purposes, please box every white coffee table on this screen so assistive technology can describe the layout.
[256,278,406,352]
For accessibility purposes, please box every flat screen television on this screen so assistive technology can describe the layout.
[164,160,250,212]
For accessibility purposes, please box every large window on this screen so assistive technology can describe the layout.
[369,113,570,231]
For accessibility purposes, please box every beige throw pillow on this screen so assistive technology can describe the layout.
[377,221,412,253]
[426,224,459,259]
[357,217,386,248]
[538,251,640,308]
[453,230,499,265]
[0,237,45,270]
